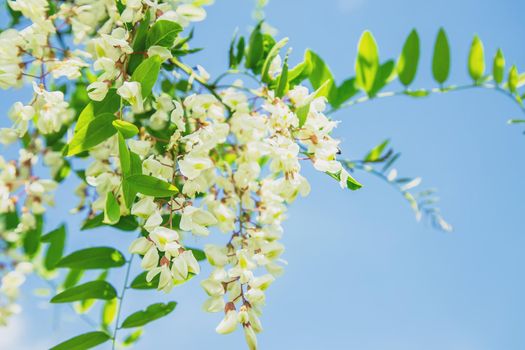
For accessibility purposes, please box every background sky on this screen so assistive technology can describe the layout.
[1,0,525,349]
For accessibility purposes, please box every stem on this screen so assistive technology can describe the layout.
[170,58,233,115]
[211,69,261,86]
[328,83,525,115]
[111,253,135,350]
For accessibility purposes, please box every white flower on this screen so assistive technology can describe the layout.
[171,255,188,281]
[181,250,200,275]
[144,211,163,233]
[244,324,258,350]
[178,155,213,180]
[147,46,172,61]
[201,278,224,297]
[180,206,217,236]
[0,128,19,145]
[129,237,153,255]
[204,245,229,267]
[216,309,238,334]
[131,196,157,218]
[203,296,225,313]
[128,140,152,157]
[149,227,180,257]
[147,263,173,293]
[87,81,109,101]
[141,246,159,270]
[117,81,143,112]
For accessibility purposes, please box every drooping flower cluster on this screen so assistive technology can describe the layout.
[121,80,351,348]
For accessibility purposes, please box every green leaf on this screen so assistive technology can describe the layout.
[229,35,238,68]
[104,192,121,225]
[235,37,245,68]
[54,161,71,183]
[364,139,390,162]
[50,331,110,350]
[355,31,380,95]
[123,329,143,347]
[493,49,505,85]
[432,28,451,85]
[245,23,264,70]
[397,29,420,87]
[81,213,138,232]
[57,247,126,270]
[117,132,131,174]
[297,80,331,128]
[0,210,19,231]
[288,52,313,87]
[67,113,117,156]
[275,56,289,98]
[102,298,118,327]
[370,60,396,97]
[112,120,139,139]
[122,151,143,208]
[327,171,363,191]
[508,65,518,93]
[23,215,43,257]
[75,89,120,133]
[508,119,525,124]
[146,20,182,48]
[306,50,335,100]
[130,271,195,290]
[468,35,485,82]
[41,224,66,270]
[130,271,157,289]
[121,302,177,328]
[261,37,289,83]
[51,280,117,303]
[125,174,179,197]
[131,55,162,98]
[63,269,84,289]
[331,78,358,108]
[128,10,151,74]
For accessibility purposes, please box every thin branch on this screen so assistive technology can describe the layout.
[327,83,525,115]
[111,253,135,349]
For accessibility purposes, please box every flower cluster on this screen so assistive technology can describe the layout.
[0,0,356,347]
[121,79,350,348]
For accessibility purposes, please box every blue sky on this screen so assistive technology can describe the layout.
[1,0,525,349]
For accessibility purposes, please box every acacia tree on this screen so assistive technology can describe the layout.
[0,0,523,349]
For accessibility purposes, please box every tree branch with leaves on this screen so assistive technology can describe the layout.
[0,1,523,349]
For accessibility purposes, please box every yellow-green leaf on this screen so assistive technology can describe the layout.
[468,35,485,82]
[355,31,379,95]
[261,37,289,83]
[104,192,121,225]
[112,120,139,139]
[102,298,118,327]
[67,113,116,156]
[508,65,518,93]
[493,49,505,84]
[125,174,179,197]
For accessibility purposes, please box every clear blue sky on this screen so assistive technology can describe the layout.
[1,0,525,349]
